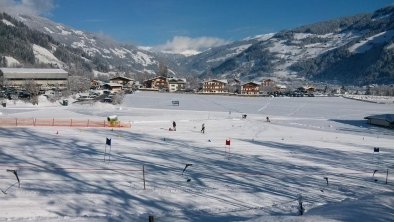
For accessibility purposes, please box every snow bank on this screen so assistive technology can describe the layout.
[343,95,394,104]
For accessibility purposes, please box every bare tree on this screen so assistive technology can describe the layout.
[68,76,91,93]
[158,62,168,77]
[24,80,40,105]
[112,91,125,105]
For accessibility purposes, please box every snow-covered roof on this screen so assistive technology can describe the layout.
[205,79,228,84]
[145,76,167,82]
[0,68,68,79]
[103,83,123,87]
[168,77,186,83]
[0,68,68,74]
[276,84,287,89]
[109,76,134,81]
[242,81,260,86]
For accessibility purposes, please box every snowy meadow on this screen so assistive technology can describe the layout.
[0,92,393,221]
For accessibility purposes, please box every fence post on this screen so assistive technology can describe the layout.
[143,165,146,190]
[33,118,36,126]
[87,119,90,127]
[148,215,154,222]
[104,120,106,127]
[16,118,17,127]
[386,169,389,184]
[52,118,55,126]
[70,119,72,127]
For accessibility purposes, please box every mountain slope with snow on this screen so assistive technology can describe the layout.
[184,6,394,84]
[2,6,394,84]
[8,13,162,77]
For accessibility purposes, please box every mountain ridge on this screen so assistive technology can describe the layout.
[1,6,394,85]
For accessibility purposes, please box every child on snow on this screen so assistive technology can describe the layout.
[201,123,205,134]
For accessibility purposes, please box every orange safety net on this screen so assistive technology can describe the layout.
[0,118,131,128]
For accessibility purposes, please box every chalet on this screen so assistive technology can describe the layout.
[109,76,134,86]
[365,114,394,128]
[241,82,260,95]
[202,79,228,94]
[102,83,123,93]
[297,86,315,94]
[0,68,68,90]
[110,76,134,93]
[168,77,186,92]
[143,76,168,90]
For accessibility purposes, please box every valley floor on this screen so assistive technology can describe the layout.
[0,92,393,221]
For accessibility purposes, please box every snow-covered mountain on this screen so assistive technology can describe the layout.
[182,6,394,85]
[2,5,394,85]
[9,13,162,77]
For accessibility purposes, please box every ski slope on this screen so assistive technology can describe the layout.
[0,92,393,221]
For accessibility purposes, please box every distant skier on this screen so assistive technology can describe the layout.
[172,121,176,131]
[201,123,205,134]
[266,116,270,122]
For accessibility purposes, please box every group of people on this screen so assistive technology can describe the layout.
[171,121,205,133]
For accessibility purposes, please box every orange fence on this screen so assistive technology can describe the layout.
[0,118,131,128]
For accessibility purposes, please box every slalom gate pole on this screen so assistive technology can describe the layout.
[386,169,389,184]
[143,165,146,190]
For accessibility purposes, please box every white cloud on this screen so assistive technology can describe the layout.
[155,36,230,56]
[0,0,55,16]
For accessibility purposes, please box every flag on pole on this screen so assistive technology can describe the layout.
[225,139,231,146]
[106,138,111,146]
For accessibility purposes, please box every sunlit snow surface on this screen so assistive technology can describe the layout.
[0,92,393,221]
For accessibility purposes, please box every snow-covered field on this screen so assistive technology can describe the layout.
[343,94,394,104]
[1,92,393,221]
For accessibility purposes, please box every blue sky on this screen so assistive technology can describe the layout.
[2,0,394,50]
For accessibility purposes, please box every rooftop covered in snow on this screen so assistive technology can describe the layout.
[0,68,68,79]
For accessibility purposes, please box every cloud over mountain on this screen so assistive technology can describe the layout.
[154,36,230,56]
[0,0,55,16]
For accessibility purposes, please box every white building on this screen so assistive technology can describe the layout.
[168,77,186,92]
[0,68,68,90]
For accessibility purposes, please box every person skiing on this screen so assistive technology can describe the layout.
[201,123,205,134]
[266,116,270,122]
[172,121,176,131]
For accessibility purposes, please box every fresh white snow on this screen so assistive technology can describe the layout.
[0,92,393,221]
[3,56,20,67]
[348,30,394,53]
[132,51,157,66]
[110,48,128,59]
[71,29,84,35]
[32,44,64,67]
[244,33,275,41]
[44,27,54,34]
[1,19,15,27]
